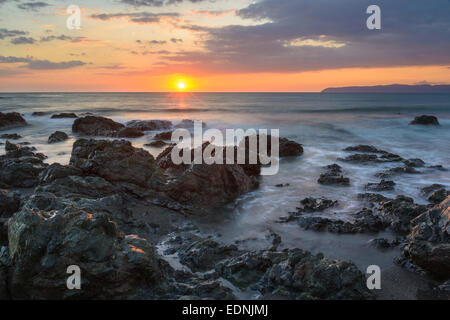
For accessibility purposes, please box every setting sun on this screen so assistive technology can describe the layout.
[177,82,186,90]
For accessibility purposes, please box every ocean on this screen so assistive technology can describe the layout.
[1,92,449,299]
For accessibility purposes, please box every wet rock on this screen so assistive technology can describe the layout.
[117,127,145,138]
[266,230,282,251]
[428,165,447,171]
[378,195,428,234]
[403,196,450,279]
[367,238,402,250]
[145,140,167,148]
[0,246,10,299]
[48,131,69,144]
[51,112,78,119]
[421,184,445,195]
[239,135,303,158]
[70,139,164,189]
[339,153,379,163]
[365,180,395,191]
[0,133,21,140]
[275,183,290,188]
[428,189,449,204]
[317,164,350,186]
[217,248,372,299]
[32,111,49,117]
[357,193,390,207]
[298,197,338,213]
[375,166,421,178]
[126,120,172,131]
[0,189,21,218]
[72,116,124,137]
[0,143,48,188]
[8,204,164,299]
[403,158,425,168]
[344,145,381,153]
[38,163,83,185]
[155,131,173,140]
[410,115,439,126]
[0,112,27,130]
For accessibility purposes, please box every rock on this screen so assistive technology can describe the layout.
[155,131,173,140]
[378,195,428,234]
[217,248,372,299]
[126,120,172,131]
[0,189,21,218]
[410,115,439,125]
[357,193,390,206]
[51,113,78,119]
[0,133,21,140]
[367,238,401,250]
[0,246,10,299]
[70,139,164,189]
[117,127,145,138]
[298,197,338,213]
[375,166,421,178]
[0,112,27,130]
[428,189,449,204]
[339,154,379,163]
[365,180,395,191]
[403,196,450,279]
[403,158,425,168]
[0,143,48,188]
[38,163,83,185]
[344,145,381,153]
[145,140,167,148]
[318,164,350,186]
[48,131,69,144]
[239,135,303,158]
[275,183,290,188]
[72,116,124,137]
[8,204,164,299]
[421,184,445,195]
[174,119,204,129]
[32,111,49,116]
[266,230,282,251]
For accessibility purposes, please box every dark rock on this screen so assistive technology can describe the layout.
[365,180,395,191]
[378,195,428,234]
[48,131,69,144]
[145,140,167,148]
[217,248,372,299]
[38,163,83,185]
[0,247,10,299]
[375,166,421,178]
[0,133,21,140]
[0,142,48,188]
[428,189,449,204]
[367,238,401,250]
[318,164,350,186]
[154,131,173,140]
[8,204,164,299]
[72,116,124,137]
[357,193,390,205]
[126,120,172,131]
[117,127,145,138]
[339,154,379,163]
[410,115,439,126]
[51,113,78,119]
[32,111,49,117]
[239,135,303,158]
[421,184,445,195]
[298,197,338,213]
[344,145,381,153]
[70,139,164,189]
[0,189,21,218]
[0,112,27,130]
[275,183,290,188]
[403,196,450,279]
[403,158,425,167]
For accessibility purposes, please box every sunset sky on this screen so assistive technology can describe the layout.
[0,0,449,92]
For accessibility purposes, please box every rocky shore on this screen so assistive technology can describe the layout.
[0,113,448,300]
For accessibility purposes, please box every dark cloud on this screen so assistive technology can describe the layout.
[170,38,183,43]
[164,0,450,74]
[90,12,179,24]
[0,28,27,39]
[0,55,87,69]
[11,36,35,44]
[17,1,50,11]
[39,35,85,43]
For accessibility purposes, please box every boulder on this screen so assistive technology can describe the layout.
[126,120,172,131]
[51,113,78,119]
[70,139,164,189]
[117,127,144,138]
[8,204,164,299]
[239,134,303,158]
[318,164,350,186]
[365,180,396,191]
[410,115,439,125]
[154,131,173,140]
[0,133,21,140]
[403,196,450,279]
[0,112,27,130]
[72,116,124,137]
[48,131,69,144]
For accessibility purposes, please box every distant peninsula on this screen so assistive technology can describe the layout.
[322,84,450,93]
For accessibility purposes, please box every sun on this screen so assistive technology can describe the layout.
[177,81,186,90]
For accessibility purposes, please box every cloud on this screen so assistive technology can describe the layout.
[119,0,210,7]
[0,55,87,69]
[90,12,179,24]
[39,35,86,43]
[164,0,450,74]
[0,28,27,40]
[170,38,183,43]
[11,36,35,44]
[17,1,50,11]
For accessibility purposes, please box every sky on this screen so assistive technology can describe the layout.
[0,0,449,92]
